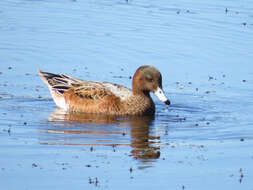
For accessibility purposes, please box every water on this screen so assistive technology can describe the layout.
[0,0,253,189]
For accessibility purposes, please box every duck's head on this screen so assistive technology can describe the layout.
[132,65,170,106]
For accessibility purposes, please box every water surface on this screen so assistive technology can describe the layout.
[0,0,253,189]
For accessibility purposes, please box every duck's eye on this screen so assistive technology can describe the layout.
[145,74,153,82]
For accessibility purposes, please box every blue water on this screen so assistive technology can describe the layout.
[0,0,253,189]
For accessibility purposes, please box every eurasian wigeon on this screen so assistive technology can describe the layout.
[39,65,170,115]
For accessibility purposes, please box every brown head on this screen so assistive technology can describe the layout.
[132,65,170,105]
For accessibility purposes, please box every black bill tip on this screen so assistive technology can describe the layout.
[164,99,171,106]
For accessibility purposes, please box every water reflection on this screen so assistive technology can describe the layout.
[41,109,160,161]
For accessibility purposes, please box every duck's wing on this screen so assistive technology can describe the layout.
[63,82,132,113]
[64,81,132,103]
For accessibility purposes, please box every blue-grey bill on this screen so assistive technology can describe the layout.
[154,87,170,106]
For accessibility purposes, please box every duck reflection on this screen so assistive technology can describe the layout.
[129,116,161,160]
[42,109,161,161]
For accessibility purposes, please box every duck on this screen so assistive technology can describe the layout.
[39,65,170,115]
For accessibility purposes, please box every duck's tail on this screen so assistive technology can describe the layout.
[38,69,73,110]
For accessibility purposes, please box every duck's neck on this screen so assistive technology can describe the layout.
[127,88,155,115]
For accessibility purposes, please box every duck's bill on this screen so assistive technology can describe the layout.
[154,87,170,105]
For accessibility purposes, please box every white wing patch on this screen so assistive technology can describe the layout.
[102,82,132,100]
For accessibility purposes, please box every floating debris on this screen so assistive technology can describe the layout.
[205,90,215,94]
[112,75,131,79]
[88,177,99,187]
[32,163,38,168]
[239,168,244,183]
[7,128,11,135]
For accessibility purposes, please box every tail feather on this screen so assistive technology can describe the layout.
[51,85,71,94]
[38,69,61,84]
[38,69,72,94]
